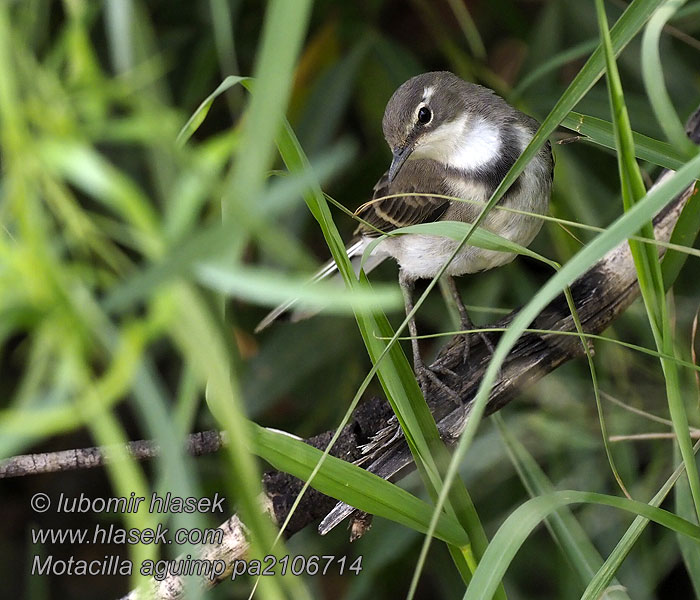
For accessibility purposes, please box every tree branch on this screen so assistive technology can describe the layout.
[0,431,226,479]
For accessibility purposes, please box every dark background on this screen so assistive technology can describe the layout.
[2,1,700,598]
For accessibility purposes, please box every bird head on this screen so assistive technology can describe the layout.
[382,71,503,182]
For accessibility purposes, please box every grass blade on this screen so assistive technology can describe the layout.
[275,118,488,589]
[561,111,688,170]
[176,75,249,146]
[496,415,631,599]
[426,142,700,600]
[223,0,313,218]
[512,39,599,99]
[400,0,671,591]
[362,220,557,267]
[675,446,700,596]
[250,424,470,547]
[581,440,700,600]
[195,263,400,312]
[641,0,698,156]
[103,149,353,312]
[463,489,700,600]
[595,0,700,520]
[661,182,700,288]
[445,0,486,59]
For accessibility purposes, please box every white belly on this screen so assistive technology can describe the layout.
[374,230,519,279]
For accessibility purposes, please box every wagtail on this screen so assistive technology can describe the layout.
[257,71,553,396]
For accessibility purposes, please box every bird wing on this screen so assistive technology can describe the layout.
[256,161,454,333]
[354,168,450,236]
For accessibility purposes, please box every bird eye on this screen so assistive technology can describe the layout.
[417,106,432,124]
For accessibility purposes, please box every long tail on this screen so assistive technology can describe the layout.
[254,238,389,333]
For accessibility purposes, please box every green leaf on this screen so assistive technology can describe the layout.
[496,415,631,599]
[580,440,700,600]
[661,182,700,289]
[480,0,668,224]
[103,149,350,313]
[463,490,700,600]
[675,446,700,597]
[402,0,672,592]
[223,1,313,218]
[641,0,698,156]
[250,424,470,547]
[170,286,301,600]
[596,0,700,521]
[430,141,700,599]
[445,0,486,59]
[194,262,401,312]
[176,75,249,146]
[275,121,448,487]
[276,111,486,590]
[512,39,599,100]
[561,111,688,170]
[39,139,159,241]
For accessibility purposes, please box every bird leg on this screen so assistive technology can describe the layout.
[399,271,460,402]
[445,275,495,364]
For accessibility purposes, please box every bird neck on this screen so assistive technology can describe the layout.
[410,116,504,174]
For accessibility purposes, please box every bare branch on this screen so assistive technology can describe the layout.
[120,514,250,600]
[0,431,225,479]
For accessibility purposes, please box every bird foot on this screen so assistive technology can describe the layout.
[479,331,504,380]
[415,364,461,404]
[455,328,497,366]
[478,330,496,356]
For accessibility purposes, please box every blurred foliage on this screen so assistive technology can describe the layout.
[1,1,700,599]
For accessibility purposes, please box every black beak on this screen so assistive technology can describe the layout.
[388,145,413,183]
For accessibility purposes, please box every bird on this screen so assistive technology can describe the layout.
[256,71,553,397]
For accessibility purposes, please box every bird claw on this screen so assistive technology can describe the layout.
[455,332,472,366]
[416,364,461,404]
[456,328,497,366]
[478,330,496,356]
[431,363,460,379]
[478,330,505,379]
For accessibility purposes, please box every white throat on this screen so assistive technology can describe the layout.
[411,116,501,172]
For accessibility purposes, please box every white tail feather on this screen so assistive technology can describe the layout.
[318,502,356,535]
[254,238,388,333]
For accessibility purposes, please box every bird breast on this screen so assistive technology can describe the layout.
[371,158,550,281]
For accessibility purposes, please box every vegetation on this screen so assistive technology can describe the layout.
[1,1,700,598]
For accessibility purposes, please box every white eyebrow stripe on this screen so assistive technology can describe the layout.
[422,86,435,102]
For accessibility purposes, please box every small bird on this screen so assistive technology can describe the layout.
[257,71,553,395]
